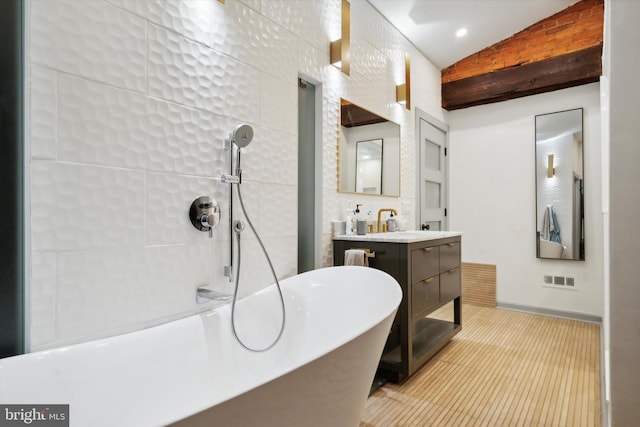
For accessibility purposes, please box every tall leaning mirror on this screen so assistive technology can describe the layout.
[535,108,585,261]
[339,99,400,196]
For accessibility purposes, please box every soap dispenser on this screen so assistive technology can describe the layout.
[355,204,367,235]
[386,211,398,232]
[354,204,362,221]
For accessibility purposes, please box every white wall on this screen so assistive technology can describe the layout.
[27,0,444,349]
[448,83,603,317]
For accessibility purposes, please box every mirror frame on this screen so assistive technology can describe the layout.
[534,107,585,261]
[338,99,400,197]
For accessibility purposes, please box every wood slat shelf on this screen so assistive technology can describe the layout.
[383,318,460,366]
[412,318,460,364]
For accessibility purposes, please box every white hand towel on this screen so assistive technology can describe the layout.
[344,249,368,267]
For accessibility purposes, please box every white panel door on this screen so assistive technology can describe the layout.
[419,116,447,231]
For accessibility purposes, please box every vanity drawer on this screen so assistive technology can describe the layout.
[440,267,461,302]
[411,276,440,318]
[411,246,439,283]
[440,241,461,272]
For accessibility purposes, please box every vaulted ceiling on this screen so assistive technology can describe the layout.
[368,0,578,69]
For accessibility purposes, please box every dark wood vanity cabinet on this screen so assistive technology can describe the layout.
[334,235,461,383]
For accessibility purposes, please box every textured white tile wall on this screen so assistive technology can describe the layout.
[31,161,146,252]
[30,65,57,160]
[28,0,443,349]
[30,253,57,345]
[31,0,147,92]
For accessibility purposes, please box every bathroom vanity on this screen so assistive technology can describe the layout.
[333,231,462,383]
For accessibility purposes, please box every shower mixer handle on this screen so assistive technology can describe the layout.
[189,196,221,238]
[199,213,218,228]
[200,213,219,237]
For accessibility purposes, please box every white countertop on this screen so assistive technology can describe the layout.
[333,230,462,243]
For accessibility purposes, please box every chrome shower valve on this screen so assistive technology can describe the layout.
[189,196,221,238]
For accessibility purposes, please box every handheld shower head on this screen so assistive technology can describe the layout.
[229,124,253,149]
[223,124,254,183]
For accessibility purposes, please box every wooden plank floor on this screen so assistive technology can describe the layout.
[360,304,601,427]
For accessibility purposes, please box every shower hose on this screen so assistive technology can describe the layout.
[230,182,286,352]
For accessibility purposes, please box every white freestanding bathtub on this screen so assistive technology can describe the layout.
[539,238,566,258]
[0,266,401,427]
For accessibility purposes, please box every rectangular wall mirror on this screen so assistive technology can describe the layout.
[535,108,585,261]
[339,99,400,196]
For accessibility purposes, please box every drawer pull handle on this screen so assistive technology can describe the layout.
[423,278,433,284]
[447,243,455,247]
[447,268,458,274]
[423,247,433,253]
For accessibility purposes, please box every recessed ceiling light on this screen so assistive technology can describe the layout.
[456,28,468,38]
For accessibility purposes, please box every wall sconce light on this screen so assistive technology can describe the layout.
[547,154,555,178]
[396,54,411,109]
[330,0,350,75]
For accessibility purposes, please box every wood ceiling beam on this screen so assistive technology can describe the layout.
[441,45,602,111]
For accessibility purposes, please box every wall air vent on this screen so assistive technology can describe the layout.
[543,275,577,290]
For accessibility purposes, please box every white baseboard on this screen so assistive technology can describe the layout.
[496,302,602,324]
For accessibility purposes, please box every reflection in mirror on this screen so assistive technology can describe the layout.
[339,99,400,196]
[535,108,584,260]
[356,139,383,194]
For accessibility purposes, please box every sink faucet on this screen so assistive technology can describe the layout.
[196,285,232,304]
[377,208,398,233]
